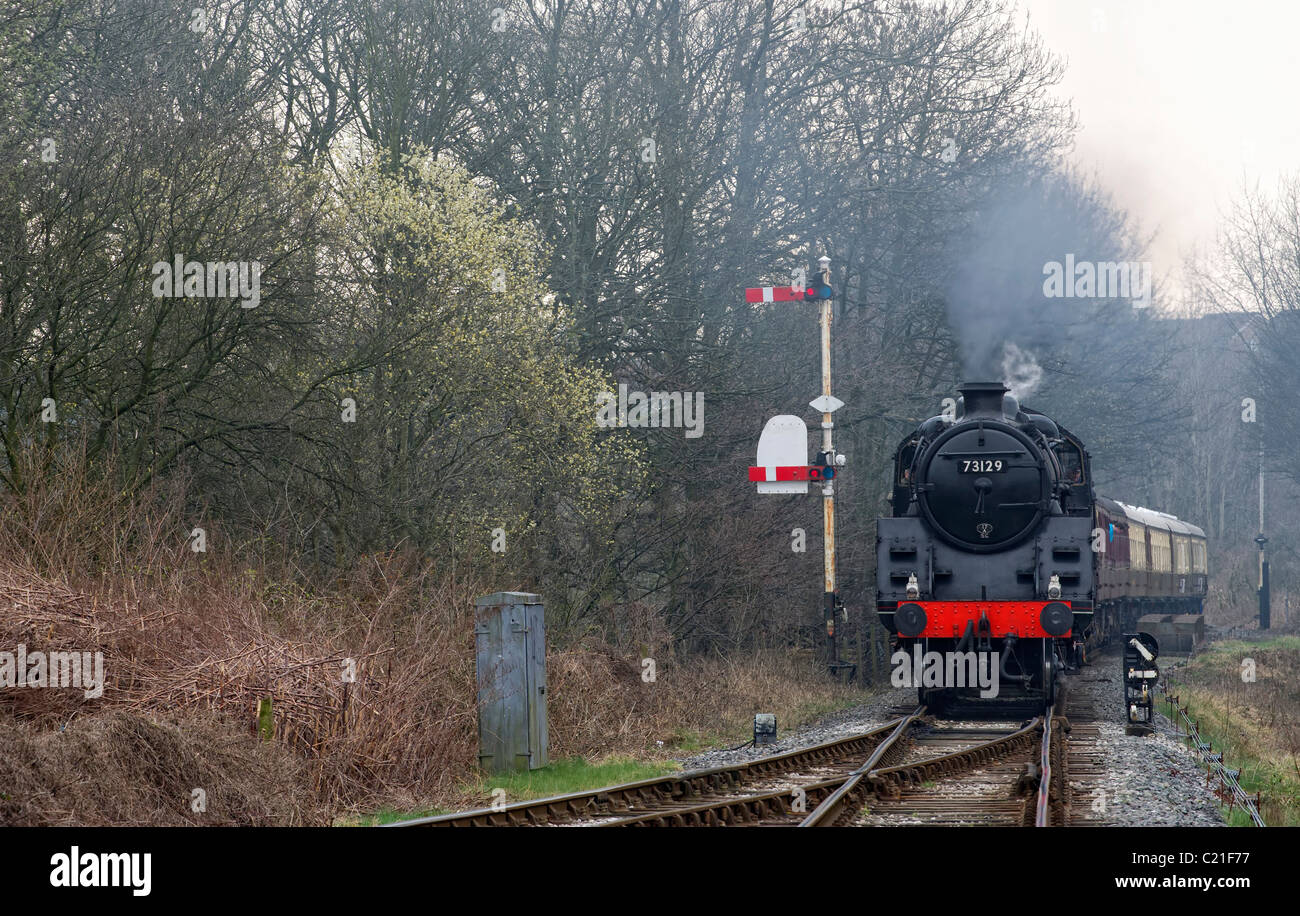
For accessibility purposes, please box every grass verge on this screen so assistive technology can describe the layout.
[346,756,678,825]
[1164,636,1300,826]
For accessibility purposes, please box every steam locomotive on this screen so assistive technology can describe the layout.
[876,381,1207,710]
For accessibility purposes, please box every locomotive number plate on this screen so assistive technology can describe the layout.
[959,459,1005,473]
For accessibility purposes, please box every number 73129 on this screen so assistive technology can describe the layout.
[959,459,1004,473]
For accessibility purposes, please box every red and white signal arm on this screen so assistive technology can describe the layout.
[750,415,809,494]
[744,286,806,303]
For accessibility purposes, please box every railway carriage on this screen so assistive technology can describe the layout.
[1092,497,1207,643]
[876,382,1207,709]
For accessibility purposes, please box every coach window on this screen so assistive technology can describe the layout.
[1130,525,1148,570]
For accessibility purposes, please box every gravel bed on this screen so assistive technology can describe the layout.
[1069,647,1225,827]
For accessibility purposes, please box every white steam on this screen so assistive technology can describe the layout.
[1000,342,1042,401]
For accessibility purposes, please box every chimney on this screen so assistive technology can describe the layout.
[958,381,1009,418]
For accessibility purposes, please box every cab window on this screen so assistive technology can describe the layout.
[1054,441,1084,485]
[897,440,919,486]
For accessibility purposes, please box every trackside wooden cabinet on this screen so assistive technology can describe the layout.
[474,592,548,772]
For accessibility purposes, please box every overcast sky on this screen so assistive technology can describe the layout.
[1017,0,1300,306]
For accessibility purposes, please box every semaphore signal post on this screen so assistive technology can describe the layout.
[746,256,852,679]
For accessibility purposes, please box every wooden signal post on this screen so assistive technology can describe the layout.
[746,256,851,678]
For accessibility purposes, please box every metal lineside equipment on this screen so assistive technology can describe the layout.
[1123,632,1159,734]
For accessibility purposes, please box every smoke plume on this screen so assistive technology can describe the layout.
[1000,342,1042,400]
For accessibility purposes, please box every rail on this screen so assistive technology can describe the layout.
[797,706,924,827]
[1035,707,1054,826]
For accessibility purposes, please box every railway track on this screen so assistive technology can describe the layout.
[391,672,1102,828]
[821,681,1098,827]
[802,712,1051,826]
[390,691,1092,826]
[386,715,914,827]
[1058,674,1117,826]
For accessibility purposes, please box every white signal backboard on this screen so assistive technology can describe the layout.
[755,415,808,494]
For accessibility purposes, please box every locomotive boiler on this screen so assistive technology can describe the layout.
[876,381,1207,710]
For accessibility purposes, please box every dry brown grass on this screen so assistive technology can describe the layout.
[0,446,858,823]
[545,647,850,757]
[0,711,330,825]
